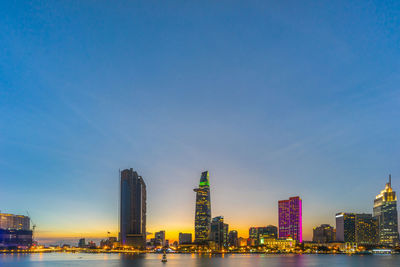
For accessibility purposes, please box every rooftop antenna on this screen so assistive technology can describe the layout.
[389,174,392,186]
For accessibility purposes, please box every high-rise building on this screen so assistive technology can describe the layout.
[0,213,30,230]
[119,168,147,248]
[228,230,238,247]
[278,196,302,242]
[336,213,378,245]
[312,224,335,243]
[373,175,399,246]
[355,214,378,245]
[194,171,211,244]
[155,230,166,247]
[210,216,228,250]
[335,213,356,242]
[178,233,192,244]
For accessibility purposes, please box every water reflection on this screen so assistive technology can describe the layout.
[1,253,400,267]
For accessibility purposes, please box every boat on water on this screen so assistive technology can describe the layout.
[161,251,167,263]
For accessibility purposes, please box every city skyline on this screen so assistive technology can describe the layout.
[2,171,397,245]
[1,1,400,245]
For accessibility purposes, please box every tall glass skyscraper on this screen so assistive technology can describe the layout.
[194,171,211,244]
[120,168,147,248]
[278,196,302,242]
[373,175,399,246]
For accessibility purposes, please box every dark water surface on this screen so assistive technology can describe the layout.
[1,253,399,266]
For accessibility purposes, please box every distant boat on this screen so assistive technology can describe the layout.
[161,251,167,263]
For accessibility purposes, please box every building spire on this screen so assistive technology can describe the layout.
[389,174,392,186]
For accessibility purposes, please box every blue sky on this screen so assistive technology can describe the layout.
[1,1,400,243]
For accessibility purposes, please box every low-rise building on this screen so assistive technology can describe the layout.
[179,233,192,244]
[261,237,297,250]
[238,237,247,247]
[0,229,33,248]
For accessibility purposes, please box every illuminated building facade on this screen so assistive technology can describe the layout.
[313,224,335,243]
[249,226,277,245]
[210,216,228,250]
[336,213,378,245]
[335,212,355,242]
[278,196,302,242]
[260,237,296,250]
[194,171,211,244]
[373,175,399,246]
[0,213,30,230]
[120,168,147,248]
[238,237,247,247]
[355,214,378,245]
[100,237,117,248]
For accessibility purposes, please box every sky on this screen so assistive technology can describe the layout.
[1,1,400,245]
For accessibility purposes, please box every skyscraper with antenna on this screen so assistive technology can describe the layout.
[373,174,399,246]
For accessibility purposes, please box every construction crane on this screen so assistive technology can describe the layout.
[26,211,37,243]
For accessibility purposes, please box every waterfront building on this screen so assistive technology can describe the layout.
[278,196,302,242]
[355,214,378,245]
[100,237,118,248]
[194,171,211,244]
[155,230,166,246]
[261,237,296,250]
[249,227,258,240]
[336,213,378,245]
[247,237,256,246]
[0,213,32,248]
[238,237,247,247]
[264,225,278,239]
[0,213,30,230]
[119,168,147,248]
[210,216,228,250]
[0,229,32,248]
[87,241,97,249]
[335,213,355,242]
[249,226,278,245]
[228,230,238,247]
[179,233,192,244]
[78,238,86,248]
[312,224,335,243]
[373,175,399,246]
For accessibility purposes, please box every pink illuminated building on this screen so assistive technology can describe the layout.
[278,196,302,242]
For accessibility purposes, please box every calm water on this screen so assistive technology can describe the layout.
[1,253,399,266]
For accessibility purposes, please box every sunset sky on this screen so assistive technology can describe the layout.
[1,1,400,244]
